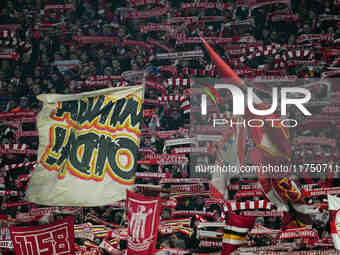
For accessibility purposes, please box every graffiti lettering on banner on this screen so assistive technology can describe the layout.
[26,86,144,206]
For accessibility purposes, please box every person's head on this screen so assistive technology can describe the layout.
[26,77,33,86]
[70,53,78,60]
[0,71,4,80]
[41,53,49,65]
[288,34,296,45]
[195,196,204,206]
[136,55,144,66]
[169,233,178,246]
[104,66,113,75]
[54,53,62,61]
[19,97,28,108]
[328,26,334,33]
[112,59,120,70]
[98,48,105,58]
[303,24,311,33]
[89,61,96,73]
[118,28,126,37]
[160,239,170,248]
[114,212,123,223]
[60,45,68,56]
[99,57,108,66]
[131,59,139,70]
[34,66,42,78]
[51,73,59,82]
[80,52,89,62]
[161,208,171,220]
[32,84,41,95]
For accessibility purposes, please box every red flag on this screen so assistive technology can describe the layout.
[10,216,75,255]
[126,190,161,255]
[201,37,290,161]
[200,38,304,208]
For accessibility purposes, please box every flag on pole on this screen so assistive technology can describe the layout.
[26,86,144,206]
[200,37,290,161]
[126,190,161,255]
[200,38,307,203]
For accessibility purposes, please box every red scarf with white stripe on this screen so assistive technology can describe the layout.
[158,95,190,114]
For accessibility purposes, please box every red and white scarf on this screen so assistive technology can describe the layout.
[297,33,334,44]
[271,14,299,22]
[171,184,205,193]
[158,95,190,114]
[135,172,169,179]
[0,51,19,60]
[242,210,284,217]
[43,4,75,12]
[234,189,265,199]
[141,24,174,33]
[1,161,37,172]
[278,227,318,240]
[165,78,191,89]
[176,36,255,45]
[0,144,37,155]
[128,0,163,8]
[148,38,174,52]
[224,200,273,212]
[0,110,37,119]
[0,190,19,196]
[181,2,231,10]
[182,67,216,77]
[127,6,169,19]
[322,69,340,78]
[282,49,314,61]
[230,48,279,63]
[156,50,203,60]
[295,136,336,147]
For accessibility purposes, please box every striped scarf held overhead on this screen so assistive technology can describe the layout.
[158,95,190,114]
[282,49,314,61]
[0,161,37,172]
[229,44,281,56]
[0,144,37,155]
[165,78,191,89]
[0,30,31,58]
[181,67,216,77]
[224,200,274,212]
[222,212,255,255]
[230,46,279,63]
[0,30,17,46]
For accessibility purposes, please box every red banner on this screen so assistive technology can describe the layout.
[10,216,75,255]
[126,190,160,255]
